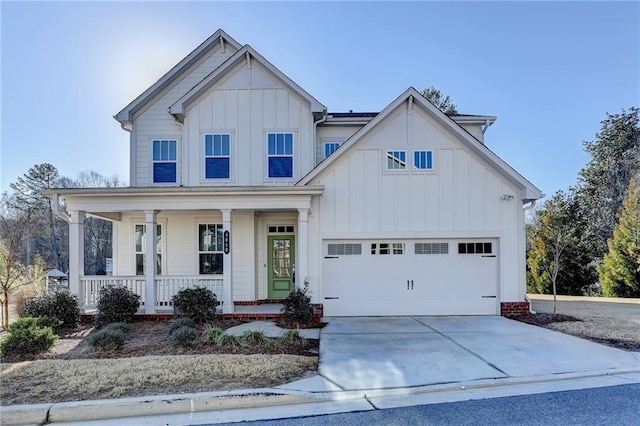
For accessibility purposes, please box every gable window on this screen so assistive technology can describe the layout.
[414,150,434,170]
[267,133,294,178]
[371,243,404,255]
[205,134,230,179]
[458,242,493,254]
[134,224,162,275]
[386,150,407,170]
[199,224,224,274]
[152,140,177,183]
[324,142,341,158]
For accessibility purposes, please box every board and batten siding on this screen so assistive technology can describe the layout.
[310,103,526,301]
[182,61,314,186]
[131,44,238,187]
[315,126,363,165]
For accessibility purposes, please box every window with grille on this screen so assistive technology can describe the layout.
[198,224,224,274]
[327,243,362,256]
[458,242,493,254]
[415,242,448,254]
[134,224,162,275]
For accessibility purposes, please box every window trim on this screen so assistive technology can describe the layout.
[324,142,341,158]
[266,132,295,179]
[203,133,232,180]
[151,139,178,185]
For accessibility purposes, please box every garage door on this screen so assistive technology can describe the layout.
[322,240,498,316]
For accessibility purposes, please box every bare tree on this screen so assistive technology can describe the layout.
[0,193,34,328]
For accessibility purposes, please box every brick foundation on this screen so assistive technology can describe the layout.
[500,301,530,317]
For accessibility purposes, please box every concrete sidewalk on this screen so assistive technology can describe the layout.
[2,316,639,425]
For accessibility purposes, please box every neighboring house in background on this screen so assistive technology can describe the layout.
[46,29,542,317]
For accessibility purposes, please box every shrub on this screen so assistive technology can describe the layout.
[278,329,305,345]
[9,317,62,333]
[172,287,217,324]
[281,283,314,327]
[102,322,133,334]
[167,318,196,335]
[94,286,140,328]
[88,328,127,351]
[241,330,268,345]
[0,321,58,357]
[215,333,242,347]
[201,327,224,342]
[23,292,80,328]
[170,326,199,348]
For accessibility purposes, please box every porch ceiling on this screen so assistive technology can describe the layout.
[44,186,323,218]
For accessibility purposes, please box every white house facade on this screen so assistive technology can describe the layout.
[47,29,542,318]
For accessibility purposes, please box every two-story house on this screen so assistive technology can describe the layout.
[46,29,542,318]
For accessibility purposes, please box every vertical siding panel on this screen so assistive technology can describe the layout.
[380,175,395,231]
[439,149,454,231]
[211,90,225,129]
[275,89,289,128]
[225,89,238,129]
[262,89,276,129]
[425,174,439,231]
[410,174,425,232]
[320,172,336,233]
[298,102,312,180]
[288,94,300,130]
[199,93,212,130]
[395,174,410,231]
[349,151,365,232]
[484,172,501,230]
[454,149,470,231]
[334,162,350,233]
[187,110,200,185]
[364,150,380,232]
[251,90,264,184]
[237,89,251,185]
[469,159,485,231]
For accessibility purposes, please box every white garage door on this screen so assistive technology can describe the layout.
[322,240,498,316]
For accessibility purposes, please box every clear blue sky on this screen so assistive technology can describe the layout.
[2,1,638,199]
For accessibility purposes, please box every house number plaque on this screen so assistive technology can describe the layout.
[223,231,230,254]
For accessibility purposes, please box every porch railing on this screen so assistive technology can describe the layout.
[80,275,223,311]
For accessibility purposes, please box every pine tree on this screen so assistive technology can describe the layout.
[421,86,458,115]
[599,179,640,297]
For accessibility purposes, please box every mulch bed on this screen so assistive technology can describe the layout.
[1,319,319,363]
[510,313,640,352]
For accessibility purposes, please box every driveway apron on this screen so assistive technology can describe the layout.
[319,316,640,391]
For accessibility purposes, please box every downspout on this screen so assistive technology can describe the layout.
[312,107,328,163]
[523,199,537,313]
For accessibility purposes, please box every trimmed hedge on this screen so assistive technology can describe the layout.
[95,286,140,328]
[172,287,217,324]
[23,292,80,328]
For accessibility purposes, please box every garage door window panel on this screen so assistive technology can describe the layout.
[371,243,404,255]
[328,243,362,256]
[415,242,448,254]
[458,242,493,254]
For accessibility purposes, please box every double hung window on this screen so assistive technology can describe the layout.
[204,134,230,179]
[199,224,224,274]
[152,140,177,183]
[267,133,294,178]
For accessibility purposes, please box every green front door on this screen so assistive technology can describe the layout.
[268,235,295,298]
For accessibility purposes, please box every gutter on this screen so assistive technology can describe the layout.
[312,107,328,161]
[51,194,71,223]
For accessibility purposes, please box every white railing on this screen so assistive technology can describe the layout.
[80,275,224,311]
[155,276,223,309]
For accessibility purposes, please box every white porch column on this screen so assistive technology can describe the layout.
[221,209,233,313]
[144,210,158,314]
[297,208,309,288]
[68,210,85,300]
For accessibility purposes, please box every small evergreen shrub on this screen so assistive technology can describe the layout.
[167,318,197,335]
[278,329,305,345]
[94,286,140,328]
[201,327,224,342]
[88,328,127,351]
[0,320,58,357]
[9,317,62,333]
[281,283,314,327]
[172,287,217,324]
[102,322,133,334]
[241,330,268,345]
[215,333,242,347]
[24,292,80,328]
[170,326,199,348]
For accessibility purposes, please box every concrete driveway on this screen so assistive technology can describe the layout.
[319,316,640,391]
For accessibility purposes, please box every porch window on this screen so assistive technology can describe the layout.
[152,140,177,183]
[199,224,224,274]
[386,150,407,170]
[204,134,230,179]
[324,142,340,158]
[267,133,294,178]
[134,224,162,275]
[413,150,434,170]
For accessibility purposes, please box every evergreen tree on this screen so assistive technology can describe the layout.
[599,179,640,297]
[421,86,458,115]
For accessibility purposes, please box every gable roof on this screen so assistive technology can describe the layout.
[298,87,542,202]
[169,45,325,120]
[114,29,242,124]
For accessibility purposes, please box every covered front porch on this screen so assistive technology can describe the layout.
[47,186,323,316]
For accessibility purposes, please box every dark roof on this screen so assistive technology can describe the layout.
[328,112,379,118]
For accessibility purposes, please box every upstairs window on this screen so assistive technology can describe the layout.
[386,150,407,170]
[267,133,294,178]
[152,140,177,183]
[205,134,230,179]
[414,150,434,170]
[324,142,341,158]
